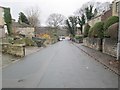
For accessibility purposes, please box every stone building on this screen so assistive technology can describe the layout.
[87,9,112,27]
[12,21,35,38]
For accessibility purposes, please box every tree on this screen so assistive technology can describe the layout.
[4,8,12,35]
[83,23,90,37]
[66,16,77,36]
[78,14,85,34]
[74,1,110,17]
[85,5,94,21]
[46,13,66,28]
[26,7,40,27]
[88,22,104,38]
[18,12,29,24]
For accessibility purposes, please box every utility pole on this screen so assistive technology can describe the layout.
[117,1,120,60]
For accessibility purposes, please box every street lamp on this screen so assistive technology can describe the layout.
[117,1,120,60]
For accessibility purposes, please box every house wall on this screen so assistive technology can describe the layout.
[101,9,112,21]
[0,7,4,26]
[16,27,35,38]
[88,16,102,27]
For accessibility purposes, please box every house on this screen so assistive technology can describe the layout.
[0,6,6,38]
[87,9,112,27]
[112,0,120,16]
[12,21,35,38]
[87,0,119,27]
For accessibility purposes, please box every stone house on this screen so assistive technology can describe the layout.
[87,0,119,27]
[12,21,35,38]
[87,9,112,27]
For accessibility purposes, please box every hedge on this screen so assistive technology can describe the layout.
[104,16,119,31]
[88,22,104,38]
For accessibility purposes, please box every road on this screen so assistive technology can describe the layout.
[2,41,118,88]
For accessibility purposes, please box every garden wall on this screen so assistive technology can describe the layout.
[1,43,25,57]
[102,38,117,57]
[83,37,102,51]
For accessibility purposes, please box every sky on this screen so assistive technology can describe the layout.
[0,0,113,26]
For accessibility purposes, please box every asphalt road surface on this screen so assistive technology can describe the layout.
[2,41,118,88]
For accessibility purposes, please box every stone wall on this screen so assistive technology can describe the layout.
[102,38,117,57]
[1,43,25,57]
[83,37,102,51]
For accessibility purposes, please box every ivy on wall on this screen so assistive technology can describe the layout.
[4,8,12,35]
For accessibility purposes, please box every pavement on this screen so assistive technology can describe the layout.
[2,41,118,88]
[73,42,120,75]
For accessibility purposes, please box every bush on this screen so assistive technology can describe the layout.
[24,37,35,46]
[75,35,83,40]
[104,16,119,31]
[83,23,90,37]
[88,22,104,38]
[13,37,35,46]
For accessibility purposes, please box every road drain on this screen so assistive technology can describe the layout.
[18,79,24,82]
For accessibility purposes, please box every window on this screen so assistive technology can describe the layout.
[116,2,119,13]
[2,11,4,18]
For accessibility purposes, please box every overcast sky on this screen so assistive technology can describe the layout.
[0,0,113,26]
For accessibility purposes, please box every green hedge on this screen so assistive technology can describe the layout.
[75,35,83,40]
[13,37,35,46]
[83,23,90,37]
[104,16,119,31]
[88,22,104,38]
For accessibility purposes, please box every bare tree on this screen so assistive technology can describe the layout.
[26,6,40,27]
[74,1,110,17]
[46,13,66,27]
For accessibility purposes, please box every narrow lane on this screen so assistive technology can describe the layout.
[2,41,118,88]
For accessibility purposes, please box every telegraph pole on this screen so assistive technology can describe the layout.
[117,1,120,60]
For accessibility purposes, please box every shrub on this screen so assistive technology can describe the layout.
[24,37,35,46]
[104,16,119,31]
[83,23,90,37]
[75,35,83,40]
[88,22,104,38]
[13,37,35,46]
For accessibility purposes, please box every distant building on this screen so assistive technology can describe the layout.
[112,0,120,16]
[35,27,68,37]
[12,21,35,38]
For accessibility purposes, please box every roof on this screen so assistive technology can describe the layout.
[12,22,30,28]
[35,27,50,34]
